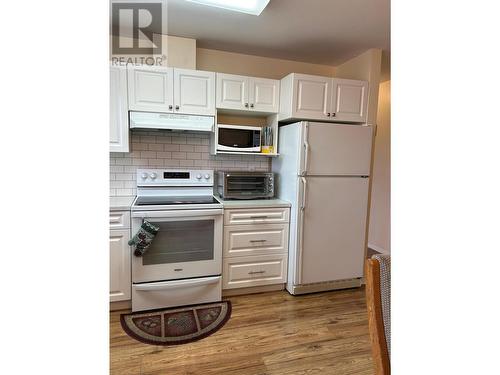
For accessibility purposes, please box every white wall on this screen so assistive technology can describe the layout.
[368,81,391,253]
[197,48,336,79]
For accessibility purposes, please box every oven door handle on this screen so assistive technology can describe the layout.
[134,276,220,291]
[131,209,223,219]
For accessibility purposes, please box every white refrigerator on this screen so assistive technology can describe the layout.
[272,121,373,295]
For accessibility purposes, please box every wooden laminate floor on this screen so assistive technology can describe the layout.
[110,288,374,375]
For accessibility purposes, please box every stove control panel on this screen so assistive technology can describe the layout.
[136,169,214,187]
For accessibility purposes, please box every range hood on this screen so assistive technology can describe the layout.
[129,111,215,132]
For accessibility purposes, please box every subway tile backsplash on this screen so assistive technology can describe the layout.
[109,130,271,197]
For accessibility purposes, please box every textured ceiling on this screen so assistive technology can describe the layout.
[112,0,390,67]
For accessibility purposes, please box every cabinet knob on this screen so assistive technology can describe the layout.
[332,112,336,117]
[168,105,173,110]
[250,103,254,108]
[327,113,331,117]
[175,105,180,110]
[244,103,249,108]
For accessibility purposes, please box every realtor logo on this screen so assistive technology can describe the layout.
[112,2,162,55]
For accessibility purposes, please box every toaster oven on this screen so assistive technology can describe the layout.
[217,171,274,199]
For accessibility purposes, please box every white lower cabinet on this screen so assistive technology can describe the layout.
[222,207,290,290]
[223,254,287,289]
[224,223,289,257]
[109,211,131,302]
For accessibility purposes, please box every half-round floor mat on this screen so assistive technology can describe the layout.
[120,301,232,346]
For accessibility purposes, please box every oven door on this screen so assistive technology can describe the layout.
[131,209,223,283]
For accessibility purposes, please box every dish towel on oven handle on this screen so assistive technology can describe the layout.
[128,220,160,257]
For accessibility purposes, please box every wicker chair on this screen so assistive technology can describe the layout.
[365,254,391,375]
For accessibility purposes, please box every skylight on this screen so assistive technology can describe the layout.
[185,0,271,16]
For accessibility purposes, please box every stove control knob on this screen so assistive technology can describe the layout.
[141,173,148,180]
[150,173,157,180]
[204,174,210,180]
[196,174,202,180]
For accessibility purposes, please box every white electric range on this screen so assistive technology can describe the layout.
[130,169,223,312]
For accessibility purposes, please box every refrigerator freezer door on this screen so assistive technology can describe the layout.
[301,123,373,176]
[298,176,369,284]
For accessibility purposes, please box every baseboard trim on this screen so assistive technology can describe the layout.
[287,278,362,295]
[222,284,284,297]
[368,243,390,255]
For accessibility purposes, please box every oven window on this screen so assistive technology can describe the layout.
[142,219,214,265]
[227,176,266,194]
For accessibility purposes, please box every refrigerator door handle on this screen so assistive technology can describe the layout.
[297,177,307,283]
[300,177,307,210]
[301,123,310,176]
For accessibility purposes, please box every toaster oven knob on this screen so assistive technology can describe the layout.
[141,173,148,180]
[196,174,202,179]
[204,174,210,180]
[150,173,157,180]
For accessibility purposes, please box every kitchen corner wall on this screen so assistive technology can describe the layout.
[110,130,271,197]
[368,81,391,253]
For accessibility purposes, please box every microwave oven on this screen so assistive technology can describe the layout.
[217,124,261,153]
[217,171,274,200]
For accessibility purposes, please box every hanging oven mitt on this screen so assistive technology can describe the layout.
[128,220,159,257]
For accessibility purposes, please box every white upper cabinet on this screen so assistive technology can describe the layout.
[128,65,174,112]
[216,73,280,114]
[279,73,369,123]
[293,74,331,120]
[331,78,369,123]
[174,68,216,116]
[250,77,280,113]
[110,65,129,153]
[128,66,215,115]
[216,73,248,110]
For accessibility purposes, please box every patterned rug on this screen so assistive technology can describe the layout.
[120,301,231,345]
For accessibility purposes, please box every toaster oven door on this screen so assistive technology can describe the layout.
[224,175,273,199]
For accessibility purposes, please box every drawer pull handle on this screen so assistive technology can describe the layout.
[250,216,269,219]
[249,239,267,243]
[248,270,266,275]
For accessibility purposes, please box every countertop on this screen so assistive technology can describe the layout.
[110,196,135,211]
[216,196,291,209]
[109,195,291,210]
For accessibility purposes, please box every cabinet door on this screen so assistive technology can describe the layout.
[216,73,249,110]
[249,77,280,113]
[331,79,369,123]
[110,229,131,302]
[174,68,215,116]
[223,254,287,289]
[127,65,174,112]
[110,66,129,152]
[292,74,332,120]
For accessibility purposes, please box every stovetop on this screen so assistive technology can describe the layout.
[135,195,220,206]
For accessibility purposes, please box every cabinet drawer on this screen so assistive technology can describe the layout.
[224,224,288,257]
[224,207,289,225]
[223,254,287,289]
[109,211,130,229]
[132,276,222,312]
